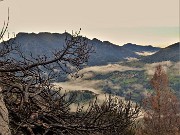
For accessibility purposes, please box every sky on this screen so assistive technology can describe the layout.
[0,0,179,47]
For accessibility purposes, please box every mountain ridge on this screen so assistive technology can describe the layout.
[1,32,177,65]
[122,43,161,52]
[141,42,180,63]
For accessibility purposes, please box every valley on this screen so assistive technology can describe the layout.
[54,61,180,104]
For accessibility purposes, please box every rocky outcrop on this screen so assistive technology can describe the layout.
[0,87,11,135]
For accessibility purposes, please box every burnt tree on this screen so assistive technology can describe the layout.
[0,30,141,134]
[0,3,140,134]
[141,65,180,135]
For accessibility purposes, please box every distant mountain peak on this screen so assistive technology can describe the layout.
[92,38,102,42]
[16,32,35,37]
[16,32,71,37]
[103,41,114,45]
[124,43,136,46]
[122,43,160,52]
[123,43,153,47]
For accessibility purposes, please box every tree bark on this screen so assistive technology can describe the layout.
[0,87,11,135]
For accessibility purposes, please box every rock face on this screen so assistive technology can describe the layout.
[0,88,11,135]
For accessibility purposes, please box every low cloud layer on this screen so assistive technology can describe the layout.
[78,64,142,76]
[54,64,142,94]
[144,61,174,75]
[135,51,157,56]
[124,57,139,62]
[53,61,179,112]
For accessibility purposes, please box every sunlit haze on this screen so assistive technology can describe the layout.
[0,0,179,47]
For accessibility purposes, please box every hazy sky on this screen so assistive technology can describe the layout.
[0,0,179,47]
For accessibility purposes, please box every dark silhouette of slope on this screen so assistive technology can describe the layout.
[1,32,169,66]
[0,32,139,66]
[141,42,180,63]
[88,39,139,65]
[122,43,160,52]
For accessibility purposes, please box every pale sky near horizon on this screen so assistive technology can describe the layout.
[0,0,179,47]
